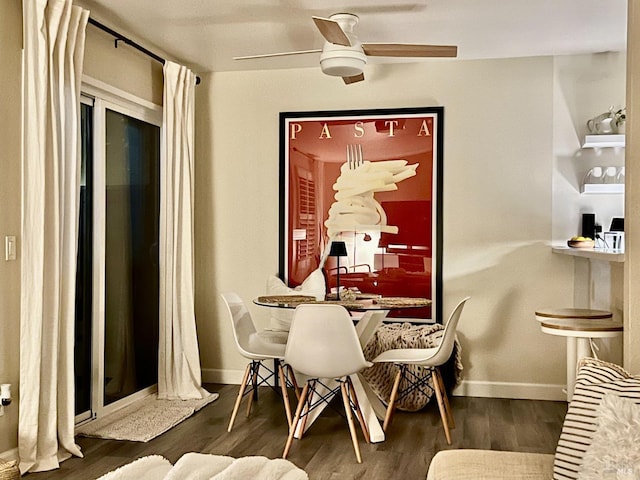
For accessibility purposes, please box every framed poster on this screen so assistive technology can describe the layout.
[279,107,443,323]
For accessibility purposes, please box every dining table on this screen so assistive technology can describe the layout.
[253,295,432,443]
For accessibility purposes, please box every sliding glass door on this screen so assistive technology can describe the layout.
[76,91,161,421]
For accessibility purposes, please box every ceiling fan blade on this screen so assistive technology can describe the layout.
[233,49,322,60]
[362,43,458,58]
[343,73,365,85]
[312,16,351,46]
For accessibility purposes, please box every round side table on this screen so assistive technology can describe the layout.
[535,308,622,401]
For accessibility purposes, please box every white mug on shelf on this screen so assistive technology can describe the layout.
[583,166,603,184]
[603,166,617,184]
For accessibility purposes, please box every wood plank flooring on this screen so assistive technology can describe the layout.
[25,384,567,479]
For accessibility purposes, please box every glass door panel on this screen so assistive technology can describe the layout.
[75,101,93,420]
[103,109,160,406]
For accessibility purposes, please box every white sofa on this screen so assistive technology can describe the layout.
[426,450,553,480]
[427,358,640,480]
[97,453,308,480]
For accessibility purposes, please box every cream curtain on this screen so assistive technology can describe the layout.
[158,61,209,400]
[19,0,88,473]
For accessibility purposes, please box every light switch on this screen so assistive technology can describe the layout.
[5,236,16,261]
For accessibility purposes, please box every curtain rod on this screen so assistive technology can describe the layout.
[88,17,201,85]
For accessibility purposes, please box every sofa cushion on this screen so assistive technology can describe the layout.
[578,393,640,479]
[553,358,640,480]
[98,453,308,480]
[266,269,326,331]
[426,450,554,480]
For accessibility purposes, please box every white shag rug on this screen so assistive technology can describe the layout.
[97,453,308,480]
[76,393,219,442]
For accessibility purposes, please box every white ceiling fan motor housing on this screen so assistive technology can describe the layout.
[319,13,367,77]
[320,43,367,77]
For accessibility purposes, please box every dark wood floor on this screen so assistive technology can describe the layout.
[25,383,567,480]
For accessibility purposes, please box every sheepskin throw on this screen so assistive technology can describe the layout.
[362,322,463,411]
[98,453,308,480]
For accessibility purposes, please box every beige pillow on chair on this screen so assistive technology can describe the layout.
[266,269,326,332]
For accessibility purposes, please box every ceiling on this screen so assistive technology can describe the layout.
[77,0,628,77]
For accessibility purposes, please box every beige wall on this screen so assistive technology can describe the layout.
[0,0,23,455]
[83,24,163,105]
[194,57,579,399]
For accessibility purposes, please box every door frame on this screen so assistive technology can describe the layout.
[76,77,162,423]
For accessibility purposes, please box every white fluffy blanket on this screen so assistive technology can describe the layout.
[97,453,308,480]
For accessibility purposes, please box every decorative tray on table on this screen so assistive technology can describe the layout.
[256,295,316,304]
[355,293,382,300]
[373,297,431,307]
[308,300,367,309]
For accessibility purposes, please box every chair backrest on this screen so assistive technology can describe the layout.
[428,296,471,366]
[220,292,258,358]
[285,304,372,379]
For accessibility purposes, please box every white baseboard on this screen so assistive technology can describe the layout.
[204,368,567,402]
[453,380,567,401]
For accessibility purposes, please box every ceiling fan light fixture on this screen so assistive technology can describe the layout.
[319,48,367,77]
[233,11,458,85]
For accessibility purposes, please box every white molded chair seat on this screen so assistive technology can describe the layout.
[283,303,373,463]
[246,332,287,357]
[373,346,439,364]
[372,296,470,444]
[221,292,299,432]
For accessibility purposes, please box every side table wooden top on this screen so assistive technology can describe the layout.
[535,308,612,320]
[539,317,623,333]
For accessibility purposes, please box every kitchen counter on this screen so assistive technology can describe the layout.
[550,245,624,368]
[552,246,624,263]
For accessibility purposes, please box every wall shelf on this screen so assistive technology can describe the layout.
[582,134,625,148]
[581,183,624,194]
[552,246,624,263]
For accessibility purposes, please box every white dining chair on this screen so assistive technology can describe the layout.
[371,296,470,444]
[221,292,299,432]
[283,303,373,463]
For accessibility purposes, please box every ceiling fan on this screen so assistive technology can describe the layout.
[233,13,458,85]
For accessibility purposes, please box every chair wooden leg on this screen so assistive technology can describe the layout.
[347,376,370,443]
[431,368,452,445]
[433,368,455,429]
[278,363,293,428]
[340,381,363,464]
[228,363,252,432]
[246,361,259,417]
[298,380,315,436]
[286,364,301,400]
[383,367,403,432]
[283,382,310,459]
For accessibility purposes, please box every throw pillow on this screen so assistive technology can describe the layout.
[578,394,640,480]
[553,358,640,480]
[266,269,326,331]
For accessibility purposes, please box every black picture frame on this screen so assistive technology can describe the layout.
[279,106,443,323]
